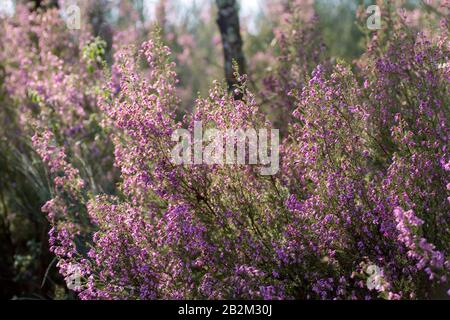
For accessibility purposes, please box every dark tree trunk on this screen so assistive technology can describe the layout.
[27,0,59,10]
[215,0,246,93]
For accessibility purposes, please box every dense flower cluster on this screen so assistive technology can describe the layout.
[0,3,118,194]
[1,1,449,299]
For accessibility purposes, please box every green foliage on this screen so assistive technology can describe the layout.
[82,37,107,74]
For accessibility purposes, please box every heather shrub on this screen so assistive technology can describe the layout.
[279,2,449,298]
[34,33,289,299]
[35,5,450,297]
[261,0,329,132]
[0,4,116,297]
[0,5,116,190]
[1,0,448,300]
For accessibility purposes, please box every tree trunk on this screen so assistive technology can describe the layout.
[26,0,59,10]
[215,0,246,93]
